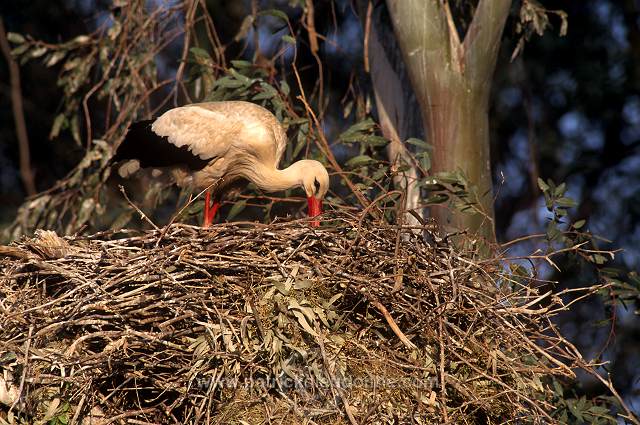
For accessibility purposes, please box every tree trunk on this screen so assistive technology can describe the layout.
[362,2,424,227]
[386,0,511,242]
[425,75,494,238]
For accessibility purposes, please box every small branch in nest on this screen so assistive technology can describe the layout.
[9,325,33,415]
[314,322,359,425]
[437,312,449,422]
[69,394,86,425]
[0,245,34,260]
[119,185,159,231]
[155,179,223,247]
[371,300,417,350]
[248,296,266,342]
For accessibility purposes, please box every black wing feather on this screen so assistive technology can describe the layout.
[112,120,209,171]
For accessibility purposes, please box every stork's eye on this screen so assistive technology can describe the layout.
[313,178,320,194]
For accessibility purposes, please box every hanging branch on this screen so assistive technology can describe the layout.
[0,18,36,196]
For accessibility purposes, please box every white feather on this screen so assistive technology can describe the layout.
[151,102,286,168]
[151,106,235,160]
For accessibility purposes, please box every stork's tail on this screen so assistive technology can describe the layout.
[110,119,209,173]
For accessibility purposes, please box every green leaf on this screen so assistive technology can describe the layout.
[345,155,373,168]
[30,46,48,58]
[341,101,354,119]
[50,114,66,139]
[62,57,82,71]
[259,9,290,23]
[370,167,387,182]
[418,152,431,171]
[558,11,569,37]
[11,43,29,56]
[77,198,95,227]
[341,118,375,138]
[190,47,211,59]
[573,219,586,229]
[566,399,584,422]
[358,135,388,146]
[588,405,610,415]
[552,379,564,397]
[70,35,91,45]
[435,172,462,185]
[107,21,122,40]
[420,178,444,191]
[282,35,296,45]
[546,221,562,242]
[71,114,81,144]
[424,194,449,204]
[230,60,252,68]
[7,32,25,44]
[111,210,134,230]
[555,197,577,208]
[214,76,245,89]
[252,91,275,101]
[45,50,67,67]
[537,177,549,192]
[227,200,247,221]
[229,68,252,84]
[293,133,307,158]
[589,254,608,265]
[405,137,431,149]
[252,82,278,100]
[280,80,290,96]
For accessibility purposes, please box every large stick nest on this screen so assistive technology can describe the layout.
[1,213,585,424]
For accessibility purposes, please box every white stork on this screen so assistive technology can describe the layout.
[112,101,329,227]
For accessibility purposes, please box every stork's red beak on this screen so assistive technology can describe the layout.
[307,196,322,227]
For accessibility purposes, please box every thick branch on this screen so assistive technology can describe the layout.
[385,0,452,84]
[0,19,36,196]
[463,0,512,85]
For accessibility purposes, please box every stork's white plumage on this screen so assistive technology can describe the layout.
[112,101,329,227]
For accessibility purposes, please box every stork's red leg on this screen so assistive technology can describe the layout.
[203,191,212,228]
[202,191,221,228]
[209,201,220,221]
[307,197,322,227]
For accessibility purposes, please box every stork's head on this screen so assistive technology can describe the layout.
[298,160,329,226]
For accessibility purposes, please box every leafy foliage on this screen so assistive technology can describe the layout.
[512,0,568,60]
[548,378,620,424]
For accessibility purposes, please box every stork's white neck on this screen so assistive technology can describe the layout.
[245,161,304,193]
